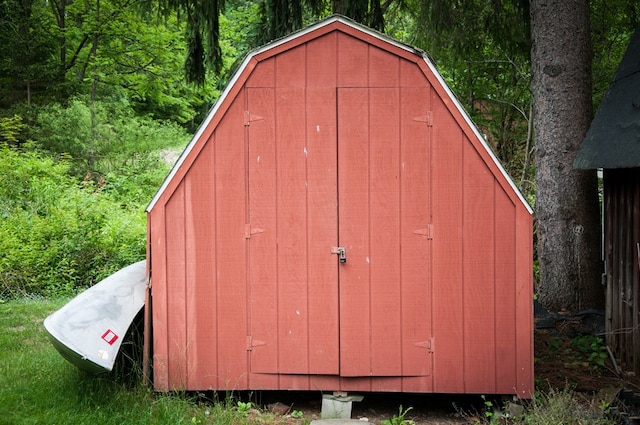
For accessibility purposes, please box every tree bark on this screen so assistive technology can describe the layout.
[530,0,603,310]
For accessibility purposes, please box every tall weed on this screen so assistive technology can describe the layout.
[0,114,26,144]
[0,97,188,298]
[465,388,615,425]
[0,144,146,298]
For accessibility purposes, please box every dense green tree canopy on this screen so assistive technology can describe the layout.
[1,0,639,304]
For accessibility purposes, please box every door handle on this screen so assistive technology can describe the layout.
[331,246,346,263]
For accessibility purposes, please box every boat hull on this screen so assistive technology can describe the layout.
[44,261,147,373]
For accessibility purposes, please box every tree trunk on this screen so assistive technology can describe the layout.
[530,0,603,310]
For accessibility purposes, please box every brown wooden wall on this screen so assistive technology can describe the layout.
[604,168,640,375]
[146,19,533,398]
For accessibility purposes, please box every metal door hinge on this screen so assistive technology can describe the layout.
[246,336,267,351]
[414,337,434,353]
[245,224,265,239]
[244,111,264,126]
[413,224,433,240]
[412,112,433,127]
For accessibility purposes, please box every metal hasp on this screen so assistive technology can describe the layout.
[331,246,347,263]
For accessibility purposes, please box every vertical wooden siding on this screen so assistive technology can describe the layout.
[430,94,533,397]
[151,93,249,391]
[148,23,533,396]
[605,168,640,375]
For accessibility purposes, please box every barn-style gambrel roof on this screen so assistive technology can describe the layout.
[145,14,534,397]
[147,15,531,214]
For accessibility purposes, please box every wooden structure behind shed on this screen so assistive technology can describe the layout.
[575,23,640,375]
[145,16,534,398]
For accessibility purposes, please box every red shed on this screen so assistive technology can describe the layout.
[145,15,534,398]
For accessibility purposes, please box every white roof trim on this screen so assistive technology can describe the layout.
[147,15,532,214]
[418,55,534,214]
[146,53,252,212]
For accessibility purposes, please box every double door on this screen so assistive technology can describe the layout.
[247,86,432,377]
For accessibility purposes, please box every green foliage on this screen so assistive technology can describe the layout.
[237,400,252,415]
[571,335,608,369]
[468,389,615,425]
[0,298,218,424]
[219,1,263,71]
[480,395,496,422]
[0,64,192,301]
[102,154,174,207]
[148,0,225,85]
[416,0,530,59]
[381,405,415,425]
[0,0,60,107]
[89,12,217,124]
[0,144,147,299]
[29,100,98,167]
[516,388,615,425]
[590,1,640,107]
[1,0,219,120]
[0,115,26,144]
[28,97,189,179]
[545,336,562,354]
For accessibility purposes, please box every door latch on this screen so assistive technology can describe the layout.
[331,246,346,263]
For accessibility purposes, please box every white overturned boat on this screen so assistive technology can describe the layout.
[44,261,147,373]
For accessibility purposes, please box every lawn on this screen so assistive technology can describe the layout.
[0,298,287,425]
[0,297,624,425]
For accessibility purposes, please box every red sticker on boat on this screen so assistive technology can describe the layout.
[101,329,118,345]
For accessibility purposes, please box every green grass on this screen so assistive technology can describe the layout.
[0,298,299,425]
[3,298,616,425]
[462,388,616,425]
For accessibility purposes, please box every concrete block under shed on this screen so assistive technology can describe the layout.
[321,393,364,419]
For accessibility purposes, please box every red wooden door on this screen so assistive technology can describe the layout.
[337,88,433,377]
[247,86,432,378]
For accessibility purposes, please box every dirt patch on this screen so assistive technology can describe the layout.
[239,313,640,424]
[534,307,640,395]
[158,147,182,166]
[533,311,640,423]
[243,391,470,424]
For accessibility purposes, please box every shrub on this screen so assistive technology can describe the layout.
[0,144,146,298]
[0,114,26,144]
[0,98,187,298]
[29,97,189,179]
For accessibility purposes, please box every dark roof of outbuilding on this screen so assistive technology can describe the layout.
[574,23,640,169]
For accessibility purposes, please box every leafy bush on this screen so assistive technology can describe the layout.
[102,152,173,208]
[571,335,608,369]
[0,144,147,298]
[381,405,415,425]
[0,114,26,144]
[0,96,188,299]
[28,97,189,179]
